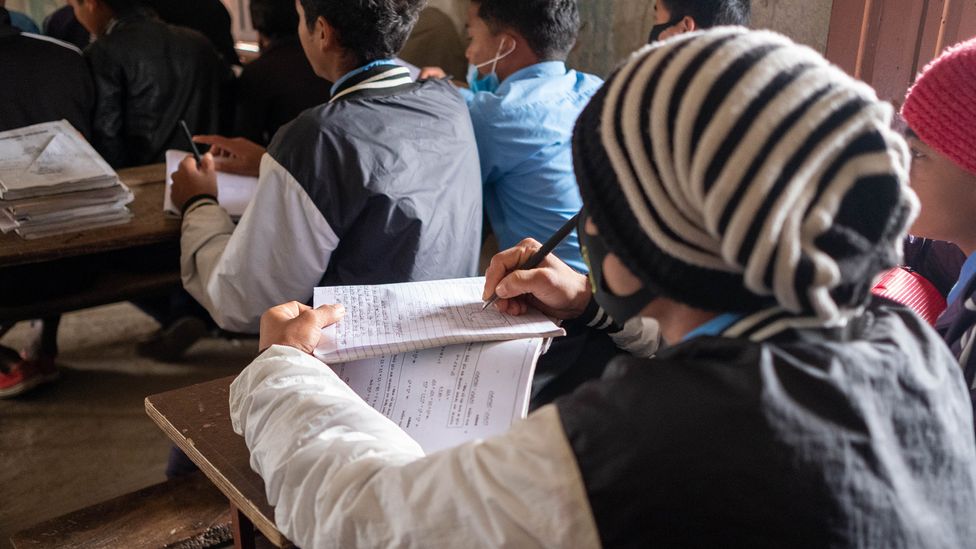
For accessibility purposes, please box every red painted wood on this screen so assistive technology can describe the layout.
[826,0,976,105]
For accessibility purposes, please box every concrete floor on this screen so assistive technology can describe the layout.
[0,303,258,549]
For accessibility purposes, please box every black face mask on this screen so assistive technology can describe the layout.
[648,15,683,43]
[578,210,657,324]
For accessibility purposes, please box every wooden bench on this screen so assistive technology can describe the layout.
[10,471,232,549]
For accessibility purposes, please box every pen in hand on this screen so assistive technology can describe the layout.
[179,120,203,167]
[482,211,581,311]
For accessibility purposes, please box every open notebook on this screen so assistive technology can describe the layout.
[313,277,564,363]
[163,150,258,220]
[331,338,544,453]
[313,277,563,451]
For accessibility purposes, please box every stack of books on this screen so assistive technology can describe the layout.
[0,120,133,240]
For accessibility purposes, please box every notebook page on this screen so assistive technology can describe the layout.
[313,277,564,363]
[163,150,259,219]
[331,338,542,453]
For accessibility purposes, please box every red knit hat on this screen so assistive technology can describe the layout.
[902,37,976,176]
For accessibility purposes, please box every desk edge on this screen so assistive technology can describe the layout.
[143,396,291,548]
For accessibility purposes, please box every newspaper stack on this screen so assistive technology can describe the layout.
[0,120,133,240]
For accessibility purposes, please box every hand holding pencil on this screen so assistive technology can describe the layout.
[482,213,592,320]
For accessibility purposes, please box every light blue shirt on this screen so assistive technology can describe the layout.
[464,61,603,272]
[682,313,744,342]
[9,10,40,34]
[948,252,976,305]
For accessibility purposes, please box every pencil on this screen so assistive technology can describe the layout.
[179,120,203,166]
[482,211,581,311]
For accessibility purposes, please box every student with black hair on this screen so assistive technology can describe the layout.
[143,0,238,68]
[228,30,976,548]
[421,0,616,407]
[170,0,482,335]
[648,0,750,42]
[66,0,230,168]
[233,0,332,145]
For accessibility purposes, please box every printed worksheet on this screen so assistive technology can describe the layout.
[163,150,259,219]
[313,277,564,363]
[0,120,117,198]
[332,338,542,453]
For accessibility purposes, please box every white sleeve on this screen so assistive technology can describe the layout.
[180,154,339,333]
[230,346,602,549]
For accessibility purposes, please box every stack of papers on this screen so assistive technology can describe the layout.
[0,120,132,239]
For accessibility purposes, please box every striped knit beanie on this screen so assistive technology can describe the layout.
[902,37,976,176]
[573,28,918,323]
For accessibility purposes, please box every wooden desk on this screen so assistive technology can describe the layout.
[0,164,182,323]
[146,377,292,549]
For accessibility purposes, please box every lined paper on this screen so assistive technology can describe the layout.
[313,277,564,363]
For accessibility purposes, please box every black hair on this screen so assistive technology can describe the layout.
[659,0,751,28]
[250,0,298,40]
[298,0,425,66]
[100,0,145,14]
[475,0,580,61]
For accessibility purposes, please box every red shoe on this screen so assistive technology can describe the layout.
[0,351,59,398]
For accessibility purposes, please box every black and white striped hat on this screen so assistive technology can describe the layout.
[574,27,918,323]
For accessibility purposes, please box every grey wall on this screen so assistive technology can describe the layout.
[752,0,833,54]
[569,0,835,76]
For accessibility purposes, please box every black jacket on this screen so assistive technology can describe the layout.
[234,36,332,146]
[0,8,93,137]
[558,299,976,548]
[84,8,230,168]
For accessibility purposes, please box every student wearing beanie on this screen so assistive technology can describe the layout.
[901,36,976,430]
[225,29,976,548]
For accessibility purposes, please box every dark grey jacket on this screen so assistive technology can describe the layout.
[181,64,483,333]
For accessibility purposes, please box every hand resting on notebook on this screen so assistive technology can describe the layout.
[259,302,346,354]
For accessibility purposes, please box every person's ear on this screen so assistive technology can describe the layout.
[313,15,333,52]
[497,32,518,56]
[680,15,698,32]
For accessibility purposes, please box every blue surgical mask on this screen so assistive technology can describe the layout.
[466,38,515,94]
[467,64,501,94]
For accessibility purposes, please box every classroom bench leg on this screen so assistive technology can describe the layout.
[230,503,257,549]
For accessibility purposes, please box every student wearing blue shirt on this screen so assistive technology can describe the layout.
[424,0,601,273]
